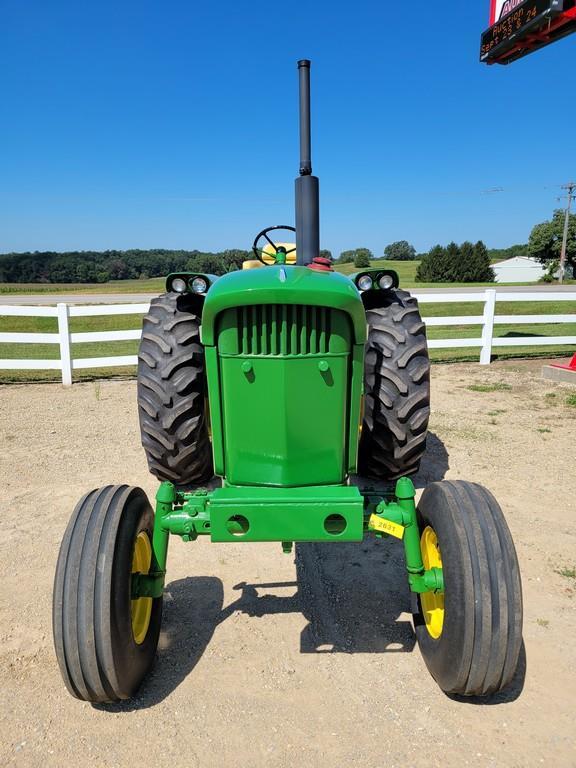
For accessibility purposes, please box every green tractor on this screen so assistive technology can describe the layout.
[53,61,522,703]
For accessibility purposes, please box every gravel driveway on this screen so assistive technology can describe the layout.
[1,359,575,768]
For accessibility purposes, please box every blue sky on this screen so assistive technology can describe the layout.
[1,0,575,256]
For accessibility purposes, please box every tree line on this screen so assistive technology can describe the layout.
[338,242,494,281]
[337,241,526,267]
[0,249,253,284]
[337,241,420,265]
[0,247,336,284]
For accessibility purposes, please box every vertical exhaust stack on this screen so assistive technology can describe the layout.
[295,60,320,266]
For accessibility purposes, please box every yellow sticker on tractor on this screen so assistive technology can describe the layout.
[369,514,404,539]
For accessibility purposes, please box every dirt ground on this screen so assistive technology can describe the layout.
[1,359,575,768]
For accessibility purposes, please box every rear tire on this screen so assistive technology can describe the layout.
[413,480,523,696]
[52,485,162,702]
[358,289,430,480]
[137,292,213,487]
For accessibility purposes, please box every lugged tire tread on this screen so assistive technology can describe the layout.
[137,293,213,486]
[358,289,431,480]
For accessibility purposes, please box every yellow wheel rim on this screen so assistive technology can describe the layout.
[131,531,153,645]
[420,526,445,639]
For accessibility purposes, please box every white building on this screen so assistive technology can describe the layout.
[492,256,547,284]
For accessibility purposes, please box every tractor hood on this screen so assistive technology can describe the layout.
[201,265,366,346]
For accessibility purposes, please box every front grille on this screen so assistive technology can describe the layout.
[236,304,332,356]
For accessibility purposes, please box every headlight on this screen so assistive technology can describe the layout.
[171,278,187,293]
[357,274,373,292]
[191,276,208,294]
[378,274,394,290]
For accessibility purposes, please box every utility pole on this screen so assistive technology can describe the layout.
[559,182,575,284]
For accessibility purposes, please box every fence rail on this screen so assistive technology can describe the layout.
[0,289,574,384]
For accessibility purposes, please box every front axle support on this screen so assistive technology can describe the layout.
[131,477,444,601]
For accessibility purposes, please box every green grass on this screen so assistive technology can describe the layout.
[420,299,576,363]
[0,313,143,383]
[0,297,574,382]
[0,278,166,294]
[566,393,576,407]
[555,566,576,580]
[467,382,512,393]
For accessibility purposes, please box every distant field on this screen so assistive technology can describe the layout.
[0,298,574,382]
[0,277,166,294]
[4,259,572,294]
[335,260,421,280]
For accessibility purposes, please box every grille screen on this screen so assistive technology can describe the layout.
[236,304,332,356]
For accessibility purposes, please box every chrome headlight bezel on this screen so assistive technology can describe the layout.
[171,277,188,293]
[356,274,374,292]
[190,276,209,295]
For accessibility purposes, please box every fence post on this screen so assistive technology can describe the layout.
[57,303,73,385]
[480,289,496,365]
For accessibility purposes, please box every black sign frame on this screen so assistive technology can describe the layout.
[480,0,564,62]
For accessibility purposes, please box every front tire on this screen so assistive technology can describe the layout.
[413,481,523,697]
[52,485,162,702]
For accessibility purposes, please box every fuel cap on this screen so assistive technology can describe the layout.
[307,256,333,272]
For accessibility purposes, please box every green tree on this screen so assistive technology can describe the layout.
[444,242,461,281]
[488,243,529,261]
[384,240,416,261]
[469,240,495,282]
[416,245,444,282]
[319,249,332,260]
[417,243,457,282]
[339,248,373,264]
[354,252,371,268]
[416,241,494,283]
[529,209,576,277]
[355,248,373,262]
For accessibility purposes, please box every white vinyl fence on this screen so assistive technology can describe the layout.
[0,290,574,385]
[0,302,150,386]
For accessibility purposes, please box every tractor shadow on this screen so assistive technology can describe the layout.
[227,536,416,655]
[96,575,225,712]
[352,431,450,493]
[412,431,450,488]
[296,538,415,654]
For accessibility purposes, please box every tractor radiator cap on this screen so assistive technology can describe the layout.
[307,256,333,272]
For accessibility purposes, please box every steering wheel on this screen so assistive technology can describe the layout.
[252,225,297,264]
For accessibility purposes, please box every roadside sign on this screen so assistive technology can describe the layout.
[481,0,576,64]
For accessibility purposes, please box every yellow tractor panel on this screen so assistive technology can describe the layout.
[261,242,297,265]
[242,259,265,270]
